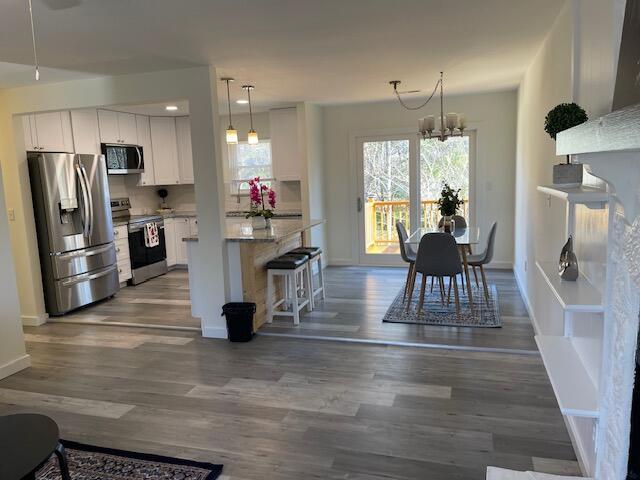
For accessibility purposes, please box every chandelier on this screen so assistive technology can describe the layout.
[390,71,466,142]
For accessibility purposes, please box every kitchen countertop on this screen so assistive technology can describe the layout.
[112,211,197,227]
[183,218,325,243]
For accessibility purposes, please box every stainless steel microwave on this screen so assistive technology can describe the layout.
[101,143,144,174]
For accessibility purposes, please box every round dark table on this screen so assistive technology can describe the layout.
[0,414,70,480]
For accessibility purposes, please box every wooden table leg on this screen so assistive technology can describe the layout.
[460,246,475,314]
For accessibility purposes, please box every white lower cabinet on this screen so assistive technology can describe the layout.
[114,229,131,284]
[174,217,191,265]
[164,218,177,267]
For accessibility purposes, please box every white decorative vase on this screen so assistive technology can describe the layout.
[251,216,267,229]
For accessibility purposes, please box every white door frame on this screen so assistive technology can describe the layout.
[349,128,478,267]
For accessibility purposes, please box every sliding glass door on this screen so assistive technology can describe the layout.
[356,132,472,265]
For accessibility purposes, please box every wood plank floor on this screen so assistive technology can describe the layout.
[0,324,580,479]
[261,266,537,352]
[52,269,201,330]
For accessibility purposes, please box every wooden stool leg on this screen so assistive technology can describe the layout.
[447,277,452,305]
[55,442,71,480]
[290,272,300,325]
[318,255,326,300]
[430,276,435,293]
[305,264,313,312]
[417,273,427,314]
[266,271,275,323]
[473,266,479,288]
[480,265,490,302]
[439,277,446,305]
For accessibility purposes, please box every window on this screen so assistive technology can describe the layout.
[228,140,272,183]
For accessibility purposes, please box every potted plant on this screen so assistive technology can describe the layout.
[437,183,463,233]
[544,103,588,186]
[246,176,277,229]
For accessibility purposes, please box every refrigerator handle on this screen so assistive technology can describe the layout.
[76,164,90,237]
[79,163,94,238]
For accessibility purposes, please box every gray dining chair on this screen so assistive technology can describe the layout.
[396,222,416,303]
[407,233,463,316]
[467,221,497,302]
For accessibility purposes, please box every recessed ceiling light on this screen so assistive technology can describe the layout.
[165,105,178,111]
[236,99,249,104]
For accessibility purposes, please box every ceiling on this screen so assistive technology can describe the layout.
[0,0,563,109]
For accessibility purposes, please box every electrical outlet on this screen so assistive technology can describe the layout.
[7,208,15,221]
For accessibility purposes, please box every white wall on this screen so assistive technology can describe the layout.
[0,66,229,340]
[0,148,30,380]
[514,0,624,474]
[322,90,517,267]
[299,103,327,251]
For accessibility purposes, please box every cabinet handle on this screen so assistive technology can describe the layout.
[114,230,119,236]
[116,247,121,253]
[119,268,123,273]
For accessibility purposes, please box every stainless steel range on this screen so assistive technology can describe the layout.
[111,198,168,285]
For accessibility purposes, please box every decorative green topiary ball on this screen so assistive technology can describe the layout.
[544,103,588,140]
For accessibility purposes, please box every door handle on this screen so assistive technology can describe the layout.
[56,243,113,259]
[357,197,363,212]
[76,165,90,237]
[79,163,94,238]
[61,265,117,287]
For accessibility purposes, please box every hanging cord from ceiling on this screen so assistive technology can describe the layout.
[27,0,40,80]
[390,77,441,111]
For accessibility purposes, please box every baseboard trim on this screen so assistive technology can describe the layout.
[21,313,48,326]
[513,265,539,335]
[0,354,31,380]
[564,415,594,476]
[257,331,539,355]
[201,326,228,339]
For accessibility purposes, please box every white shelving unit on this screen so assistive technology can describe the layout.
[534,184,608,473]
[536,184,609,206]
[535,335,599,418]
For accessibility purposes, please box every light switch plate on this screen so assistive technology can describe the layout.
[7,208,15,221]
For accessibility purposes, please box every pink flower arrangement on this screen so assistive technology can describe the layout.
[246,176,276,219]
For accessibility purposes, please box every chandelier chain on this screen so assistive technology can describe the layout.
[393,78,441,111]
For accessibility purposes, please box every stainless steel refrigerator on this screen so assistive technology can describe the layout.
[28,152,119,315]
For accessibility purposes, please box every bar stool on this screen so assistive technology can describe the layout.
[289,247,325,309]
[266,254,312,325]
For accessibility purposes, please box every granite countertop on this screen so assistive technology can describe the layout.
[183,218,325,243]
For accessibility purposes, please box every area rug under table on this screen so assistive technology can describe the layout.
[37,440,223,479]
[382,281,501,328]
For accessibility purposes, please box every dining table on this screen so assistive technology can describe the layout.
[405,226,481,312]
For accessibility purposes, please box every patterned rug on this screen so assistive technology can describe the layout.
[37,440,223,479]
[382,280,501,328]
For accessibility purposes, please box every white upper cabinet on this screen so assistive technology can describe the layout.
[270,108,301,181]
[176,116,194,184]
[70,109,101,155]
[135,115,155,187]
[118,113,138,144]
[22,112,74,152]
[98,109,138,145]
[150,116,180,185]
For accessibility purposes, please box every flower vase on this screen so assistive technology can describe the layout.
[442,215,455,233]
[251,216,267,230]
[265,218,272,228]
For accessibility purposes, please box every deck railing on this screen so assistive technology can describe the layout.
[366,199,469,247]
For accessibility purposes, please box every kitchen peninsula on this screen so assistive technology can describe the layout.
[184,218,325,329]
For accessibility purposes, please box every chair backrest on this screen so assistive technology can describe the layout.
[483,221,498,264]
[438,215,467,229]
[395,221,412,263]
[414,233,463,276]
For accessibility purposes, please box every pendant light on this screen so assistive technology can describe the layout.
[242,85,259,145]
[221,77,238,144]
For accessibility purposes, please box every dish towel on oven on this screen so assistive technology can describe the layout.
[144,222,160,247]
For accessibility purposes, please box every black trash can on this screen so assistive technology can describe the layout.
[221,302,256,342]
